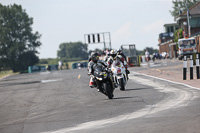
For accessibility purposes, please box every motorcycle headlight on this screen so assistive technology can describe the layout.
[96,77,103,80]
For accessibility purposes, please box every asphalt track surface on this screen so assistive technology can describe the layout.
[0,62,200,133]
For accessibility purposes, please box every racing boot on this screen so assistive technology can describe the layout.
[125,68,130,80]
[125,67,130,74]
[114,83,118,88]
[126,69,130,74]
[89,77,95,88]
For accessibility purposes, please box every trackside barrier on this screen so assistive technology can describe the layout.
[138,56,141,67]
[183,56,187,80]
[28,66,40,73]
[190,55,193,80]
[72,63,78,69]
[183,54,200,80]
[28,65,59,73]
[47,65,58,71]
[72,62,88,69]
[196,54,200,79]
[28,66,46,73]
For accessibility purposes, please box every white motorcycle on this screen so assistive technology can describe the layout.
[111,58,128,91]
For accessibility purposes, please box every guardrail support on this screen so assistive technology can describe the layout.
[190,55,193,80]
[183,56,187,80]
[196,54,200,79]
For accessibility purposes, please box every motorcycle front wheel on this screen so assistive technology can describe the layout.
[103,82,113,99]
[119,78,125,91]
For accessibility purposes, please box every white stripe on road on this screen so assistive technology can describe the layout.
[41,72,195,133]
[41,79,62,83]
[132,72,200,91]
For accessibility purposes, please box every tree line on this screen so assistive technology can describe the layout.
[0,4,41,72]
[56,42,159,59]
[169,0,198,18]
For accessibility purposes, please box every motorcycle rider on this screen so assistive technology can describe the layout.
[104,49,111,62]
[145,49,150,62]
[117,49,130,75]
[88,52,95,63]
[106,49,117,66]
[117,48,127,62]
[88,52,109,91]
[107,49,130,78]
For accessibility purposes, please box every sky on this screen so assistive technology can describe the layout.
[1,0,175,59]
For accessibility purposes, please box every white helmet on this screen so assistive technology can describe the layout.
[110,49,117,58]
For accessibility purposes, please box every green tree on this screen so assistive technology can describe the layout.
[57,42,88,60]
[174,29,184,42]
[0,4,41,72]
[136,49,144,56]
[169,0,198,18]
[14,51,39,72]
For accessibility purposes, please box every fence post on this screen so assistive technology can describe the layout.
[190,55,193,80]
[196,54,200,79]
[183,56,187,80]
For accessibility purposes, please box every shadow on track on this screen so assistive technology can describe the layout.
[112,96,134,100]
[125,87,149,91]
[0,81,41,87]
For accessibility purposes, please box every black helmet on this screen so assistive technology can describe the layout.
[91,53,99,63]
[117,48,122,54]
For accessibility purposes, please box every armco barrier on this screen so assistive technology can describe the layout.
[72,63,78,69]
[28,65,58,73]
[82,62,88,68]
[47,65,58,71]
[71,62,88,69]
[28,66,44,73]
[40,66,46,72]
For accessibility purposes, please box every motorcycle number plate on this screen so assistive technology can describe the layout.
[117,68,121,73]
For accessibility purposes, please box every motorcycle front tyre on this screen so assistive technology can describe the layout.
[103,82,113,99]
[119,78,125,91]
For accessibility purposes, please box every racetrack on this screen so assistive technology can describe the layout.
[0,66,200,133]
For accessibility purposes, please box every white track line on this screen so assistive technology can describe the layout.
[132,71,200,90]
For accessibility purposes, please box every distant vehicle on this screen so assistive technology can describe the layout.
[121,44,138,66]
[178,37,197,60]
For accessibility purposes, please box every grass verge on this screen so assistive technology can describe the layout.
[0,70,18,79]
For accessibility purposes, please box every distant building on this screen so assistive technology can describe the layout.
[158,1,200,58]
[158,23,179,44]
[158,23,178,58]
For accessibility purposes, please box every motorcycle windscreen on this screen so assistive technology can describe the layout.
[93,64,104,76]
[113,60,122,68]
[112,60,122,74]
